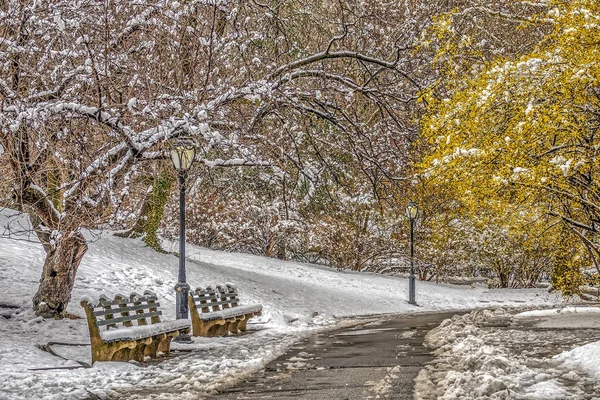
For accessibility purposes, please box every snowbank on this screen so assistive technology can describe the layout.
[555,340,600,379]
[415,307,600,399]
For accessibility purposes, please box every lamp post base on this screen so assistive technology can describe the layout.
[408,273,417,306]
[173,333,193,343]
[174,282,193,343]
[175,281,190,320]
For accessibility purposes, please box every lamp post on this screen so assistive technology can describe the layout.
[405,201,418,305]
[169,140,196,324]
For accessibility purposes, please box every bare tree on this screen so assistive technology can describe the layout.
[1,0,437,316]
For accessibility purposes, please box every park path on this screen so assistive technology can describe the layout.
[208,311,459,400]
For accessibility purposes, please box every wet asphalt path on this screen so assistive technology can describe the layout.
[207,311,460,400]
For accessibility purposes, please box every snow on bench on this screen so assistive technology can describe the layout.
[100,319,192,342]
[188,284,262,337]
[81,291,190,363]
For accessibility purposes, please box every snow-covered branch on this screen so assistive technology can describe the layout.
[550,212,596,233]
[267,49,402,81]
[62,143,128,203]
[455,6,538,23]
[202,158,273,168]
[138,150,272,167]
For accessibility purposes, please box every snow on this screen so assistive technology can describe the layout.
[415,308,600,399]
[198,305,262,321]
[99,320,191,342]
[555,341,600,379]
[524,380,570,399]
[0,208,578,400]
[514,306,600,328]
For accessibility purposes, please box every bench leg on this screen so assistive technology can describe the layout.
[228,317,242,334]
[238,311,261,332]
[219,318,234,335]
[237,315,250,332]
[202,319,227,337]
[157,333,174,355]
[112,345,135,362]
[93,340,137,363]
[126,337,152,362]
[141,334,164,359]
[128,341,147,362]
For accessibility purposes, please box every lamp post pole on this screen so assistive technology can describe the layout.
[169,140,196,339]
[408,216,416,305]
[175,171,190,320]
[405,201,418,306]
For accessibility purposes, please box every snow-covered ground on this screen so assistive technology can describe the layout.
[415,307,600,399]
[0,209,575,400]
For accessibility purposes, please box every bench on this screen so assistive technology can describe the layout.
[188,284,262,337]
[80,291,191,363]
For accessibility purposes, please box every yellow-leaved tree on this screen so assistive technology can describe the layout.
[420,0,600,294]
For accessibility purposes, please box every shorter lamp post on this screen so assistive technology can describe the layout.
[169,140,196,325]
[405,201,418,306]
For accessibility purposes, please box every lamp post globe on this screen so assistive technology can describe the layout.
[405,201,418,220]
[169,140,196,330]
[170,143,196,173]
[405,201,418,306]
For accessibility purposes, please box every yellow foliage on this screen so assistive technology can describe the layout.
[422,0,600,215]
[420,0,600,293]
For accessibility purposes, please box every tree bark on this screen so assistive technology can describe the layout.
[32,231,88,318]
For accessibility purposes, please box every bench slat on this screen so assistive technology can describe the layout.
[192,295,219,301]
[96,311,162,326]
[92,302,160,317]
[95,296,158,307]
[192,298,238,308]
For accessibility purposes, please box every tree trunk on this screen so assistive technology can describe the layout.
[33,231,88,318]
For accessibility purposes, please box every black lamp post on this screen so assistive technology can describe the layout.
[169,140,196,323]
[405,200,418,305]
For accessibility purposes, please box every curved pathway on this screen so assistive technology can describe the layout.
[208,311,460,400]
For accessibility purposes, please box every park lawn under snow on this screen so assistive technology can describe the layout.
[0,208,575,400]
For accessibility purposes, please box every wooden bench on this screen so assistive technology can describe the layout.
[80,291,191,363]
[188,284,262,337]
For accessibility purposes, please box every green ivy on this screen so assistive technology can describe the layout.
[143,173,174,252]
